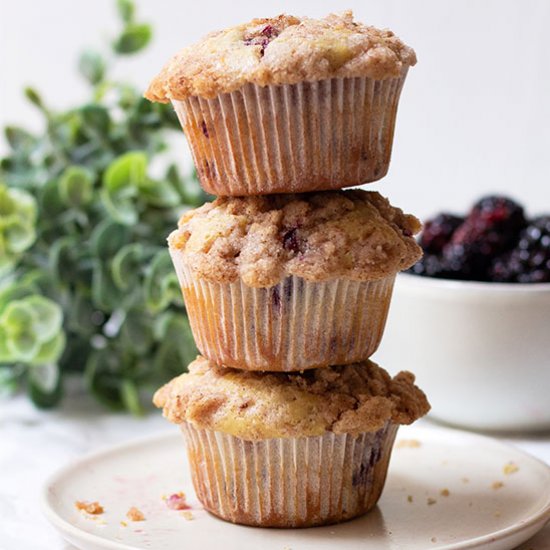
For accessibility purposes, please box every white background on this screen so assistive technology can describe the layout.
[1,0,549,219]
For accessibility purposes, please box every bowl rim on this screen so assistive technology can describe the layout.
[397,272,550,293]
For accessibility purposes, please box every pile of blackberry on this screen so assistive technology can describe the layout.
[409,196,550,283]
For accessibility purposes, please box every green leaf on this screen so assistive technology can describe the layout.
[0,185,16,216]
[48,236,77,284]
[24,295,63,343]
[90,219,129,259]
[120,310,153,355]
[120,378,143,415]
[0,274,38,310]
[101,151,147,225]
[78,50,106,85]
[144,250,182,313]
[0,365,24,396]
[0,327,12,362]
[24,87,46,111]
[154,315,197,376]
[104,151,147,187]
[3,219,36,253]
[85,350,124,411]
[139,179,180,208]
[28,363,63,408]
[111,243,143,290]
[113,24,152,54]
[0,301,40,361]
[59,166,94,208]
[4,126,35,151]
[30,331,66,366]
[167,165,211,207]
[91,262,121,312]
[81,104,110,135]
[116,0,135,23]
[39,179,65,215]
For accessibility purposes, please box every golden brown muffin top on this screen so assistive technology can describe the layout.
[168,190,422,287]
[153,356,430,439]
[145,11,416,102]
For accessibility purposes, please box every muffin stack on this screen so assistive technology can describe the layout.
[146,12,430,528]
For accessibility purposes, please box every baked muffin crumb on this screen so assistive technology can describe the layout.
[127,507,145,522]
[146,11,416,102]
[169,190,422,287]
[75,501,104,515]
[154,356,430,439]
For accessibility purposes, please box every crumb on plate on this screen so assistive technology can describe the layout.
[75,501,104,515]
[427,497,437,506]
[120,521,128,527]
[396,439,422,449]
[166,492,190,510]
[127,507,145,522]
[407,495,413,503]
[440,488,450,497]
[492,481,504,490]
[181,510,194,520]
[503,462,519,475]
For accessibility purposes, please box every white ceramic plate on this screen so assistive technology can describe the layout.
[42,426,550,550]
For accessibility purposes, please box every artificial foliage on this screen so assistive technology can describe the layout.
[0,0,205,411]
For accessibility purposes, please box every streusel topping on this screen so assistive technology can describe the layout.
[153,356,430,439]
[145,11,416,102]
[168,190,422,287]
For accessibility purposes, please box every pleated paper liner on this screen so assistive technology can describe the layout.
[172,70,408,196]
[182,421,398,528]
[170,254,395,372]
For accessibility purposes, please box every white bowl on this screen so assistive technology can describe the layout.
[375,273,550,432]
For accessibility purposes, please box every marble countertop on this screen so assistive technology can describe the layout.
[1,388,549,550]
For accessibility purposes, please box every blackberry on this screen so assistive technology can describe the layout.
[244,25,279,55]
[442,195,526,280]
[490,216,550,283]
[407,253,454,279]
[419,213,463,254]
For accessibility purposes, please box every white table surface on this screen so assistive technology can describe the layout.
[1,386,550,550]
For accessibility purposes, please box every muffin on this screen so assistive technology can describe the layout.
[168,189,422,372]
[153,356,430,527]
[145,11,416,196]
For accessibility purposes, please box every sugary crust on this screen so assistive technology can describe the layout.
[153,356,430,439]
[145,11,416,101]
[168,190,422,287]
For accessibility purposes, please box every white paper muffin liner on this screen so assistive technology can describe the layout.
[181,421,398,527]
[172,71,408,195]
[170,252,396,372]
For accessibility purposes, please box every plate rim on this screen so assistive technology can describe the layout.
[41,426,550,550]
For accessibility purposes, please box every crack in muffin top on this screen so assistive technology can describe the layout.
[153,356,430,439]
[145,11,416,102]
[168,190,422,287]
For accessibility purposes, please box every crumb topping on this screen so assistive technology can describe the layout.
[169,190,422,287]
[153,355,430,439]
[145,11,416,101]
[75,501,104,515]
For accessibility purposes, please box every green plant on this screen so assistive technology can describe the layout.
[0,0,206,412]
